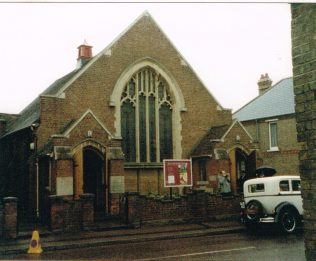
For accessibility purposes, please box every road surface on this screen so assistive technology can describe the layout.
[7,230,305,260]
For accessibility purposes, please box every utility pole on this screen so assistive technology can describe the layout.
[28,122,43,254]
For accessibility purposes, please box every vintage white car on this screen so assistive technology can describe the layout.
[240,176,303,233]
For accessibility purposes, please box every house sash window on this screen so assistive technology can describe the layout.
[268,121,279,151]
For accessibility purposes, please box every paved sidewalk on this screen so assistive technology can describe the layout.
[0,220,245,256]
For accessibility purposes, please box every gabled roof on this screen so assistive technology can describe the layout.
[190,124,230,156]
[190,120,254,156]
[3,68,83,136]
[4,98,40,136]
[221,120,253,142]
[233,77,294,122]
[41,69,80,96]
[52,109,114,138]
[3,11,225,138]
[50,11,225,109]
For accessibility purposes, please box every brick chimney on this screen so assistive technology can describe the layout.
[257,73,273,95]
[77,40,93,69]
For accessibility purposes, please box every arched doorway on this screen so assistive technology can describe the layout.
[235,148,248,193]
[229,147,257,194]
[83,147,106,213]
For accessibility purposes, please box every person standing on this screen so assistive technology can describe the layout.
[218,170,232,197]
[238,171,246,193]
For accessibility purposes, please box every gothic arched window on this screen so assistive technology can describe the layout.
[120,67,173,163]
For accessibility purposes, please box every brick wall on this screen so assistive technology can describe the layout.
[49,194,94,232]
[242,116,300,175]
[291,4,316,260]
[35,14,232,161]
[192,158,230,194]
[2,13,238,226]
[124,192,240,226]
[2,197,18,239]
[0,129,33,220]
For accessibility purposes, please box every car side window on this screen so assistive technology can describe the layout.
[279,180,290,191]
[292,180,301,191]
[248,183,265,193]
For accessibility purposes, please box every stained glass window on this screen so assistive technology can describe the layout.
[121,100,136,162]
[120,67,173,163]
[159,104,173,160]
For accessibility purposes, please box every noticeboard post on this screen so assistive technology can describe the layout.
[163,159,192,188]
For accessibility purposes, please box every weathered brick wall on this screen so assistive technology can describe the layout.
[218,122,254,150]
[0,130,33,220]
[124,168,173,195]
[49,194,94,232]
[36,14,232,160]
[109,159,124,215]
[56,159,72,177]
[242,116,300,175]
[192,158,230,194]
[124,192,240,225]
[291,4,316,260]
[2,197,18,239]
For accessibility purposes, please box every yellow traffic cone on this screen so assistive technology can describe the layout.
[27,230,43,254]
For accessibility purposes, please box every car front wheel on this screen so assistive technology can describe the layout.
[278,209,298,233]
[246,200,263,222]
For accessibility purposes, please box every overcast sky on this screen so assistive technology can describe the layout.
[0,2,292,114]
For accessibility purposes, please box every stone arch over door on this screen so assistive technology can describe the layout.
[72,141,107,213]
[228,145,257,194]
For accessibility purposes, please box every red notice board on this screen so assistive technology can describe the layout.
[163,159,192,187]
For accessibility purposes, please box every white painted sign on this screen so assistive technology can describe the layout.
[56,176,73,196]
[110,176,125,193]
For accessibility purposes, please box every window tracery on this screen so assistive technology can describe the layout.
[120,67,173,163]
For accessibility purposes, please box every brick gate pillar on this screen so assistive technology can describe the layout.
[3,197,18,239]
[49,195,66,232]
[80,193,94,230]
[291,4,316,260]
[126,193,141,225]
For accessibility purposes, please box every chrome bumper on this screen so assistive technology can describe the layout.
[259,217,275,223]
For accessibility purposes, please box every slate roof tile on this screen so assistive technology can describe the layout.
[233,77,294,121]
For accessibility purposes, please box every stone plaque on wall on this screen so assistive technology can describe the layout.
[110,176,125,193]
[56,176,74,196]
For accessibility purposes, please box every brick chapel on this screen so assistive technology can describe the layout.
[0,12,259,226]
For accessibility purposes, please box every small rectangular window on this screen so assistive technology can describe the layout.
[248,183,265,193]
[292,180,301,191]
[279,180,290,191]
[269,122,278,150]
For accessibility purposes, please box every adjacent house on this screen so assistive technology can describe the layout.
[233,74,299,176]
[0,12,258,227]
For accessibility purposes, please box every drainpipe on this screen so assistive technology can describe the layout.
[255,119,260,142]
[30,123,40,227]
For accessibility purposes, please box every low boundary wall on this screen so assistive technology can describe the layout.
[1,197,18,239]
[122,191,241,226]
[49,194,94,232]
[1,192,241,237]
